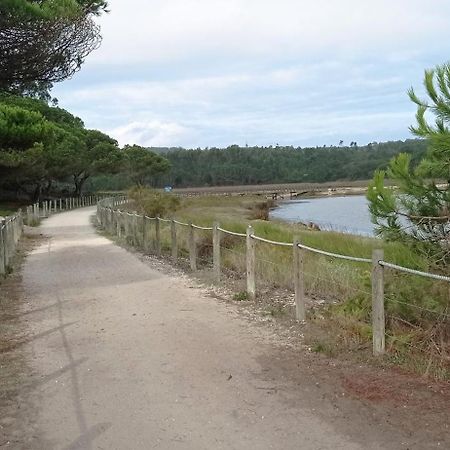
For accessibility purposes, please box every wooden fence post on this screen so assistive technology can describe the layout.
[124,212,130,238]
[246,225,256,299]
[0,220,6,275]
[155,217,161,257]
[132,213,137,245]
[171,219,178,263]
[372,249,385,356]
[213,222,221,282]
[26,206,32,226]
[142,215,148,252]
[293,237,306,321]
[189,223,197,271]
[117,212,122,238]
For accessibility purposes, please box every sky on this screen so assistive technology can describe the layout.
[53,0,450,149]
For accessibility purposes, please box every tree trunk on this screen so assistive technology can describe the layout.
[73,174,89,197]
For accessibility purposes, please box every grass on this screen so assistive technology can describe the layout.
[0,203,21,217]
[123,193,449,380]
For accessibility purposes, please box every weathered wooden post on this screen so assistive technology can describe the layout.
[142,216,149,252]
[213,222,221,282]
[171,219,178,263]
[189,223,197,270]
[26,206,32,226]
[155,217,161,257]
[17,209,23,239]
[124,212,130,239]
[106,208,111,233]
[372,249,385,356]
[246,225,256,299]
[0,220,6,275]
[133,213,139,246]
[117,211,122,238]
[293,237,306,321]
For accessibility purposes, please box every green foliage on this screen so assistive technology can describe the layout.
[0,0,107,97]
[0,94,120,200]
[145,140,427,188]
[0,1,107,19]
[368,62,450,268]
[128,186,180,218]
[0,102,55,150]
[233,291,249,301]
[123,145,171,187]
[67,129,122,195]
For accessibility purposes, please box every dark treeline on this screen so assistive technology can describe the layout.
[162,141,427,187]
[91,140,427,190]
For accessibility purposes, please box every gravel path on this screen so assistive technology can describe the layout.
[14,207,429,449]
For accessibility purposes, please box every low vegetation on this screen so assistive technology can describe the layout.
[125,189,449,380]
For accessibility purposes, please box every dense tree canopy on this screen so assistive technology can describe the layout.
[123,145,171,186]
[0,0,108,97]
[368,63,450,267]
[0,95,121,200]
[153,140,426,188]
[87,140,427,192]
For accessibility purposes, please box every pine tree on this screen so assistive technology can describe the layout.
[367,63,450,267]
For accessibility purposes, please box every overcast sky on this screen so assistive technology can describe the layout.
[53,0,450,148]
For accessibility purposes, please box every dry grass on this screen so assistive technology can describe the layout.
[119,194,450,380]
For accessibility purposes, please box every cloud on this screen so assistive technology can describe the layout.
[90,0,450,66]
[109,121,195,147]
[52,0,450,148]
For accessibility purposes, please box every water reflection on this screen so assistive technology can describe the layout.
[270,195,375,236]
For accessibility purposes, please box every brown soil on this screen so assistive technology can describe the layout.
[1,210,449,449]
[0,231,44,447]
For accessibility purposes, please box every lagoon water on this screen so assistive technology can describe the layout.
[270,195,375,236]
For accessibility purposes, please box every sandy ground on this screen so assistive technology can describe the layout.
[1,207,448,449]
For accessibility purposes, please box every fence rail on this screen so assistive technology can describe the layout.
[97,197,450,357]
[0,195,105,277]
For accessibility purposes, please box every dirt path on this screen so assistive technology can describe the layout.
[2,207,448,449]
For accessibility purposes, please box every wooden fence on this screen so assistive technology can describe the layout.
[98,198,450,358]
[0,195,101,276]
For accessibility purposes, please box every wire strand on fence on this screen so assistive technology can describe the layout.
[219,246,246,258]
[192,224,213,231]
[384,332,448,359]
[255,256,283,267]
[302,269,373,298]
[159,218,172,223]
[385,296,450,319]
[217,227,246,237]
[251,234,293,247]
[174,219,189,227]
[297,242,372,264]
[379,260,450,283]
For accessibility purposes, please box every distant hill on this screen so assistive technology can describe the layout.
[88,139,428,190]
[151,139,427,187]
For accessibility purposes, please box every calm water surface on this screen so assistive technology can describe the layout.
[270,195,374,236]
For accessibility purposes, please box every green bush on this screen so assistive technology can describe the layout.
[128,186,180,218]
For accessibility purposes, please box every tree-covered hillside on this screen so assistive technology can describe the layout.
[155,140,427,187]
[88,139,427,190]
